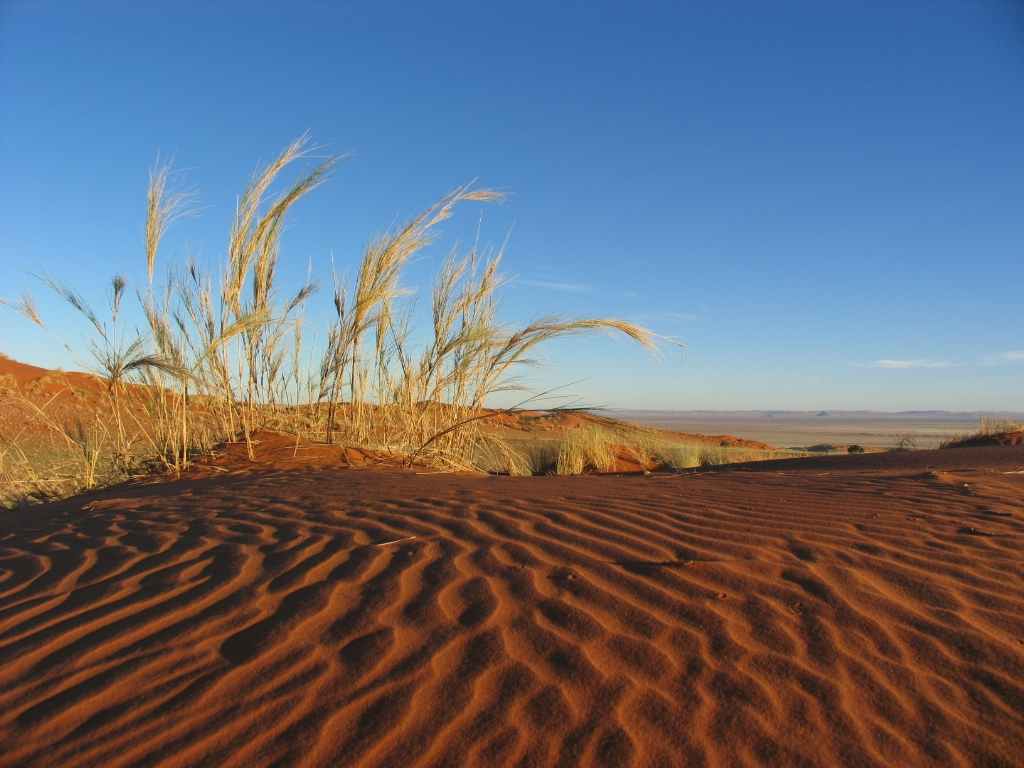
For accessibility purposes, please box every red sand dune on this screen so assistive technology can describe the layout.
[0,353,97,391]
[1,446,1023,766]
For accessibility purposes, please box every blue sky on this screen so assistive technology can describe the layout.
[2,0,1022,410]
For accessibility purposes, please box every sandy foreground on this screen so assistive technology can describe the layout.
[1,446,1022,767]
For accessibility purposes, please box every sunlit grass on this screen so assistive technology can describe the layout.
[1,136,664,504]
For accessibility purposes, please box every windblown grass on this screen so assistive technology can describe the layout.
[2,134,664,504]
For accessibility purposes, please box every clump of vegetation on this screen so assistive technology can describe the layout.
[698,445,729,467]
[976,417,1024,435]
[893,434,918,451]
[0,376,126,504]
[555,426,617,475]
[939,417,1024,449]
[2,135,662,504]
[440,416,815,478]
[847,444,865,454]
[602,428,804,472]
[648,441,702,470]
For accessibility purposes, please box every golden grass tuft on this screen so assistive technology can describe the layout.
[556,426,617,475]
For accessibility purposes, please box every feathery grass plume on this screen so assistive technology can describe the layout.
[146,158,194,284]
[479,317,656,398]
[136,276,191,471]
[399,247,504,456]
[224,134,335,314]
[218,134,337,457]
[0,292,45,328]
[111,275,127,321]
[319,182,503,444]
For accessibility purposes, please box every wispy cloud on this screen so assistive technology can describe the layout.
[1001,350,1024,361]
[861,359,957,369]
[518,279,592,294]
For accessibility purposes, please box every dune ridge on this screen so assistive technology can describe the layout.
[1,448,1023,766]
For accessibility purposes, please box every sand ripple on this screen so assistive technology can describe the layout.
[1,452,1023,766]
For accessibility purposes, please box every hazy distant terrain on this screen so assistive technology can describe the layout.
[608,410,1024,450]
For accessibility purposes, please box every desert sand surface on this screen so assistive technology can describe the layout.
[1,445,1023,767]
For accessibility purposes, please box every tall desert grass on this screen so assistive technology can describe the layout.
[1,134,661,501]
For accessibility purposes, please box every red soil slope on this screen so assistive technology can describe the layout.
[0,354,51,382]
[0,353,98,391]
[1,447,1022,766]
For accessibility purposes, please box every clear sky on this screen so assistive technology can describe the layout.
[2,1,1022,411]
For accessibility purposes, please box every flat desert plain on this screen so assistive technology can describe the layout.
[610,411,1024,451]
[1,445,1023,766]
